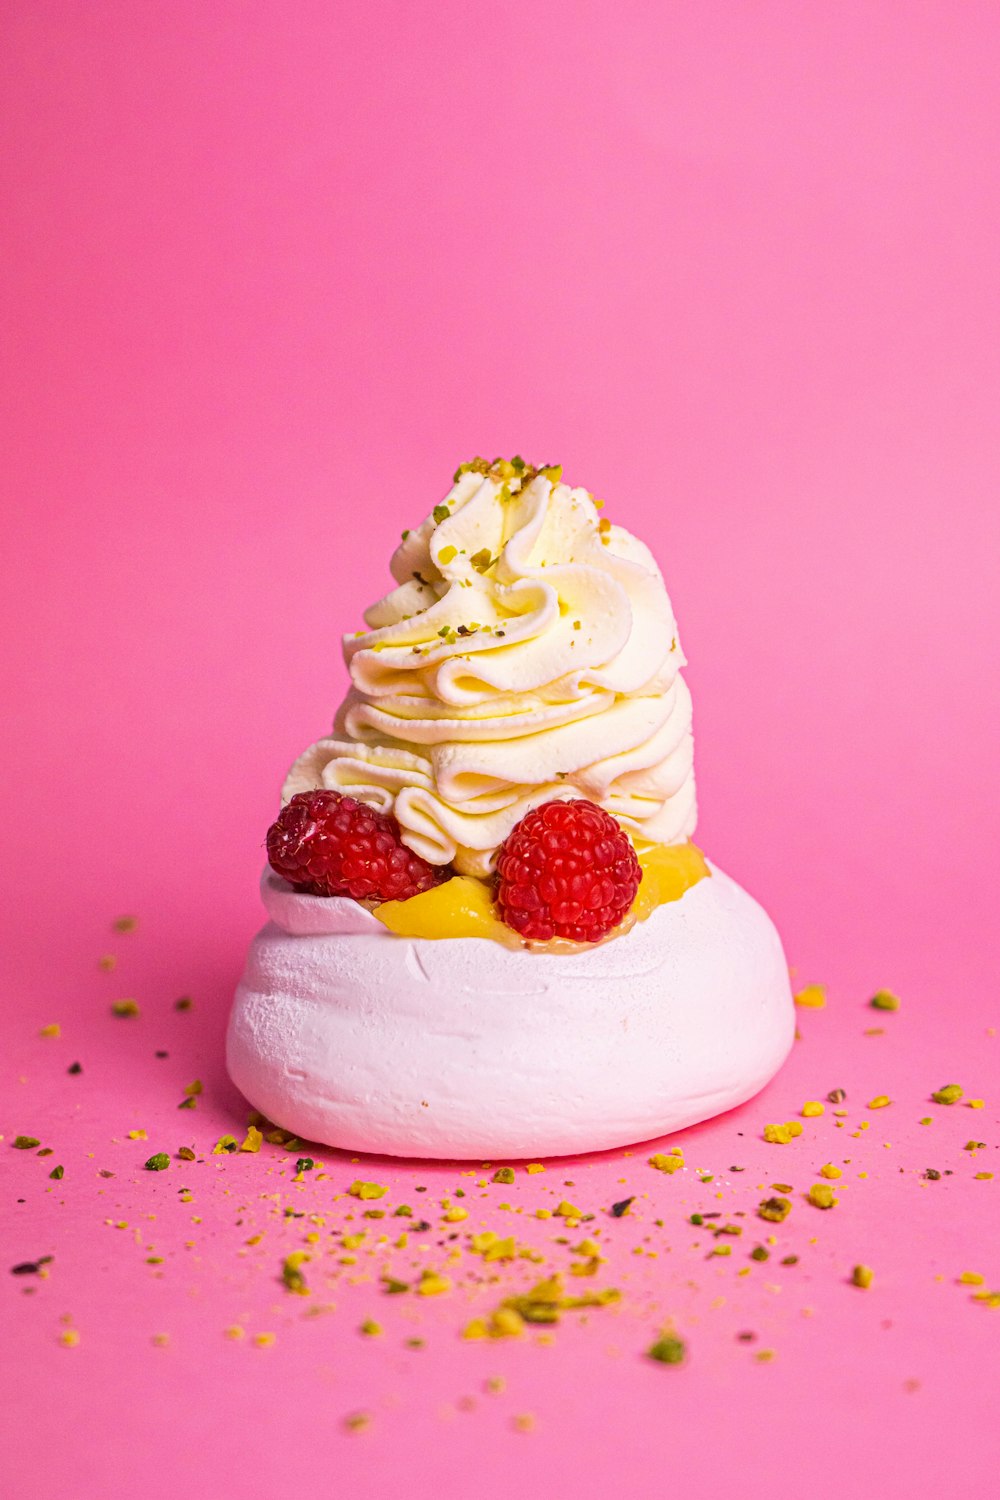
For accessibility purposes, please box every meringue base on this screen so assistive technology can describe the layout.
[227,864,794,1160]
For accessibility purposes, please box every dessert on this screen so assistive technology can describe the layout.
[228,458,794,1158]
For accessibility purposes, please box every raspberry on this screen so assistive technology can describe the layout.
[495,798,641,943]
[267,789,443,903]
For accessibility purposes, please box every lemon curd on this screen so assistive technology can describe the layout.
[372,842,710,949]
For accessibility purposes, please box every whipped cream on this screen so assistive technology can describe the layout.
[284,463,696,875]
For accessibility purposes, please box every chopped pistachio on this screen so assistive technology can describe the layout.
[417,1271,451,1297]
[282,1252,310,1295]
[758,1196,792,1223]
[348,1180,387,1200]
[13,1136,41,1150]
[794,984,826,1009]
[111,999,140,1018]
[870,990,900,1011]
[807,1183,837,1209]
[801,1101,825,1117]
[649,1152,685,1174]
[491,1167,515,1185]
[819,1163,842,1179]
[647,1333,685,1365]
[144,1153,170,1172]
[49,1165,65,1180]
[852,1264,874,1289]
[932,1084,963,1105]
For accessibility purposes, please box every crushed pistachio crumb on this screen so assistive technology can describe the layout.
[794,984,826,1009]
[807,1183,837,1210]
[144,1153,170,1172]
[870,990,900,1011]
[932,1084,963,1105]
[111,999,140,1018]
[348,1180,388,1200]
[758,1197,792,1223]
[647,1333,686,1365]
[852,1264,874,1289]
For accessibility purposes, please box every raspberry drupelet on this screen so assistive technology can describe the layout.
[267,789,443,903]
[495,798,642,943]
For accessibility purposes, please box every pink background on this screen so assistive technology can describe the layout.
[2,3,998,1497]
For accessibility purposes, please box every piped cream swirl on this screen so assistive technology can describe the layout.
[283,467,696,875]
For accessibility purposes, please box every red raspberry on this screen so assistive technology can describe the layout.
[267,789,444,903]
[495,798,642,943]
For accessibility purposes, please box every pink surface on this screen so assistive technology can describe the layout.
[2,2,999,1496]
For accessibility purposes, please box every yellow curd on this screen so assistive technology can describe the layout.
[372,842,710,948]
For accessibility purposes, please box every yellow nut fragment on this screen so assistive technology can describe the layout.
[239,1125,263,1153]
[282,1251,310,1295]
[757,1196,792,1222]
[870,990,900,1011]
[931,1084,963,1105]
[819,1163,842,1180]
[958,1271,985,1285]
[39,1023,61,1038]
[491,1167,515,1184]
[491,1307,526,1338]
[807,1183,837,1210]
[649,1152,685,1174]
[111,999,140,1018]
[968,1099,985,1109]
[801,1102,825,1118]
[867,1096,891,1110]
[525,1163,546,1174]
[417,1271,451,1296]
[763,1122,803,1144]
[59,1329,80,1348]
[794,984,826,1009]
[348,1180,387,1200]
[359,1319,382,1337]
[554,1200,584,1219]
[852,1264,874,1288]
